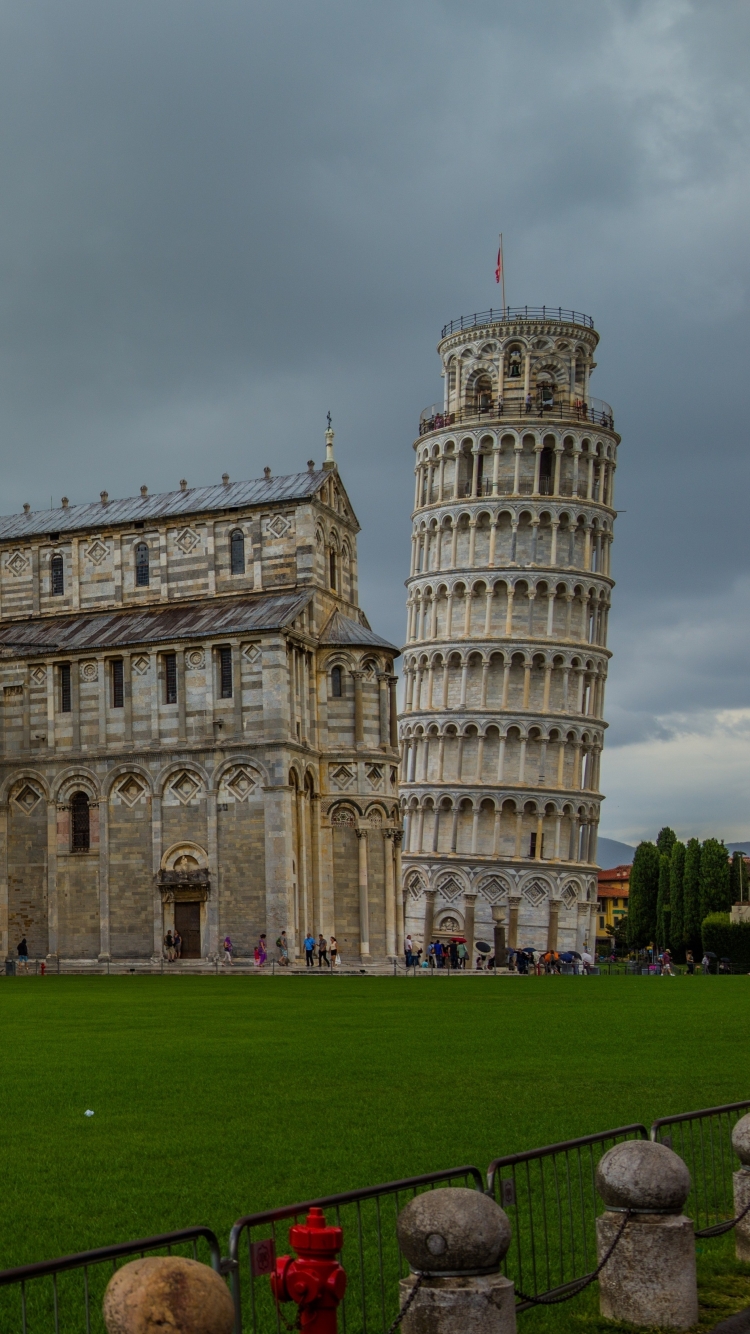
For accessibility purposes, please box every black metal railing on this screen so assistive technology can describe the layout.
[0,1227,222,1334]
[650,1101,750,1234]
[441,308,595,337]
[227,1166,484,1334]
[418,398,615,436]
[485,1124,649,1311]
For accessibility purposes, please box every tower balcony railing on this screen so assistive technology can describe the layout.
[440,306,595,337]
[434,476,598,500]
[419,395,614,437]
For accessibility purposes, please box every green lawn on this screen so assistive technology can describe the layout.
[1,973,749,1328]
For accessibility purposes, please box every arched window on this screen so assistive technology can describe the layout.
[50,554,64,596]
[135,542,149,587]
[71,791,90,851]
[329,549,337,591]
[331,666,342,698]
[230,529,245,575]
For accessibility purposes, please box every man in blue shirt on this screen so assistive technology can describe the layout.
[304,933,315,967]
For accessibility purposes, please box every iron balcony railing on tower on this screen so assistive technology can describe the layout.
[440,306,595,337]
[418,396,615,437]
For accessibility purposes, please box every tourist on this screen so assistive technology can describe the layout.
[449,940,459,970]
[276,931,290,965]
[330,936,339,967]
[701,952,711,974]
[164,931,175,962]
[686,949,695,975]
[427,941,436,969]
[661,949,675,976]
[16,937,28,973]
[581,949,593,974]
[318,934,329,968]
[258,934,267,966]
[304,932,315,967]
[223,935,233,965]
[457,941,468,969]
[173,929,182,960]
[405,934,414,967]
[434,939,444,969]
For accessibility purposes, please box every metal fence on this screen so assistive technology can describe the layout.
[0,1101,748,1331]
[227,1166,484,1334]
[650,1100,750,1234]
[440,308,595,336]
[0,1227,221,1334]
[485,1124,649,1310]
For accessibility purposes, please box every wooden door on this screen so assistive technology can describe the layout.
[174,902,201,958]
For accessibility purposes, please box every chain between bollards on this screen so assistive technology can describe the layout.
[514,1209,632,1307]
[386,1273,422,1334]
[695,1194,750,1239]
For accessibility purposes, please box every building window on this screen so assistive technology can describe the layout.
[599,915,605,929]
[329,550,337,591]
[111,659,124,708]
[59,663,71,713]
[529,832,537,857]
[230,529,245,575]
[71,792,90,851]
[219,646,233,699]
[50,554,64,596]
[164,653,177,704]
[135,542,150,587]
[331,666,342,697]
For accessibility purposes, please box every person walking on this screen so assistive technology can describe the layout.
[318,934,330,967]
[258,934,267,966]
[304,932,315,967]
[173,929,182,961]
[457,941,468,969]
[276,931,290,966]
[223,935,233,965]
[686,949,695,975]
[330,936,339,967]
[16,937,28,973]
[405,934,414,967]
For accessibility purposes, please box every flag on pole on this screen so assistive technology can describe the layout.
[495,244,503,284]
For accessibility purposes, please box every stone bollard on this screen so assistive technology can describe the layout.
[595,1140,698,1330]
[103,1255,234,1334]
[395,1186,516,1333]
[732,1113,750,1261]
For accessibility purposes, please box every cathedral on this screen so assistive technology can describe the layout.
[0,427,402,965]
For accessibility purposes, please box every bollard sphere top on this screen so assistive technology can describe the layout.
[103,1256,234,1334]
[732,1113,750,1167]
[596,1140,691,1213]
[396,1187,511,1274]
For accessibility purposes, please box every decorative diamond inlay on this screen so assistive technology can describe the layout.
[223,766,258,802]
[30,666,47,686]
[366,764,383,790]
[523,880,548,907]
[561,883,578,909]
[6,550,29,577]
[86,539,109,566]
[436,874,463,903]
[170,771,201,805]
[174,527,200,554]
[330,763,355,791]
[242,643,261,664]
[478,875,510,904]
[406,870,425,900]
[132,656,150,676]
[266,515,291,539]
[116,776,147,807]
[14,782,42,814]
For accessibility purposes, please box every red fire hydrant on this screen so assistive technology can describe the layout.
[271,1207,347,1333]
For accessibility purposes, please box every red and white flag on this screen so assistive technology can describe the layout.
[495,244,503,284]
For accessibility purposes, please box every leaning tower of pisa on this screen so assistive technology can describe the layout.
[398,306,619,961]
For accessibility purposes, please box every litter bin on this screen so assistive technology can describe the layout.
[5,959,16,976]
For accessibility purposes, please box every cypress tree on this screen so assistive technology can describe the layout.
[627,841,660,948]
[669,841,686,959]
[700,839,731,919]
[683,838,702,956]
[657,827,677,859]
[730,851,747,904]
[656,853,670,949]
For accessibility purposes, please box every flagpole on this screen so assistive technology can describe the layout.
[500,233,506,315]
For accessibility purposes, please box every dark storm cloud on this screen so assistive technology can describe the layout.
[0,0,748,835]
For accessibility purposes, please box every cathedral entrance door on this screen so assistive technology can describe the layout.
[174,902,201,958]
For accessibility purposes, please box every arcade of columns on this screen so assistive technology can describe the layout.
[397,307,620,959]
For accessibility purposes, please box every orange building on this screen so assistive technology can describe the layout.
[596,865,630,947]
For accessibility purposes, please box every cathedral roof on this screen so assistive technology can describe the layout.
[318,609,399,654]
[0,471,331,540]
[0,591,313,655]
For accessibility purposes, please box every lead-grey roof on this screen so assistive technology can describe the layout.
[319,609,399,654]
[0,591,312,656]
[0,470,331,541]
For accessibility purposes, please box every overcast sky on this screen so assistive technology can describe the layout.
[0,0,748,844]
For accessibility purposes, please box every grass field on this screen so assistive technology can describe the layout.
[1,973,749,1329]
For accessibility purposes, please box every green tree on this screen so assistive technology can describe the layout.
[700,838,731,919]
[605,915,629,952]
[627,841,660,948]
[656,853,671,949]
[669,841,686,959]
[683,838,702,955]
[730,850,748,904]
[657,826,677,858]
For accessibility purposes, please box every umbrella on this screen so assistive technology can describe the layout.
[704,951,717,959]
[558,952,575,962]
[450,936,467,943]
[475,941,491,954]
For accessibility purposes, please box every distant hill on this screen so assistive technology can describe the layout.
[597,837,635,869]
[596,837,750,869]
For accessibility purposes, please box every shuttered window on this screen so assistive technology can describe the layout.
[230,530,245,574]
[60,663,71,713]
[111,659,124,708]
[51,554,64,596]
[164,653,177,704]
[71,792,90,851]
[219,646,233,699]
[135,542,150,587]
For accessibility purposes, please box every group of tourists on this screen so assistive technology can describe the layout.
[302,933,340,967]
[163,930,183,961]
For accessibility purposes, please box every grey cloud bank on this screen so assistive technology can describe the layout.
[0,0,748,841]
